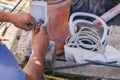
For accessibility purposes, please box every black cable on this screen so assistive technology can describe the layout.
[44,62,91,72]
[10,0,22,13]
[85,59,120,68]
[48,0,65,5]
[44,60,118,72]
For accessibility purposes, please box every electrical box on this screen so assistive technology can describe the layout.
[31,1,48,26]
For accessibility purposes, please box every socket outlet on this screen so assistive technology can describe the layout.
[31,1,48,26]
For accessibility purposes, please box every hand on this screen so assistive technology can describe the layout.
[32,26,49,55]
[10,13,35,31]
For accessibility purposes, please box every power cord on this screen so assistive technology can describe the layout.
[69,12,108,46]
[10,0,22,13]
[66,23,105,53]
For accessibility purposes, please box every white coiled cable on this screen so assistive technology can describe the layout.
[66,26,105,53]
[69,12,108,46]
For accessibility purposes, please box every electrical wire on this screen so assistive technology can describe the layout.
[10,0,22,13]
[48,0,65,5]
[44,60,118,72]
[69,12,108,46]
[66,25,105,53]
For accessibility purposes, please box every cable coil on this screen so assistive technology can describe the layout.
[66,25,104,53]
[66,12,108,53]
[69,12,108,45]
